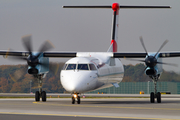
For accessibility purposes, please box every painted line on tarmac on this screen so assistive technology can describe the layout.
[33,102,180,111]
[0,112,178,120]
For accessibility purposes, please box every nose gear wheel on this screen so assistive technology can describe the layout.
[72,94,81,104]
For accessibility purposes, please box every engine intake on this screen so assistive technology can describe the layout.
[146,69,157,76]
[28,68,38,74]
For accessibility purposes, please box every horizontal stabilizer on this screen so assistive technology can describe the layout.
[63,5,171,9]
[119,5,170,9]
[63,6,111,8]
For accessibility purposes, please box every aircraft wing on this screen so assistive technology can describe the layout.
[113,52,180,58]
[1,51,180,58]
[43,52,77,57]
[0,51,77,58]
[43,51,180,58]
[0,51,29,57]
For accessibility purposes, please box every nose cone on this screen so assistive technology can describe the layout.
[61,71,89,93]
[62,76,82,93]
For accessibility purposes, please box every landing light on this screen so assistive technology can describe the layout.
[74,94,77,98]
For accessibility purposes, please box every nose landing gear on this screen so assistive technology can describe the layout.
[72,94,80,104]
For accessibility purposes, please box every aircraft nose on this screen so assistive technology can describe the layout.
[61,72,86,93]
[65,81,81,92]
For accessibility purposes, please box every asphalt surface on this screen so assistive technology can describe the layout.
[0,96,179,120]
[0,114,142,120]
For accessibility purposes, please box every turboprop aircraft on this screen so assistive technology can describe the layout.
[0,3,179,104]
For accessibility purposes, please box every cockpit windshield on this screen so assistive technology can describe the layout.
[66,64,76,70]
[63,63,97,71]
[78,64,89,70]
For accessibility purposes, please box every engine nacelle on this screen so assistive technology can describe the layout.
[28,54,49,75]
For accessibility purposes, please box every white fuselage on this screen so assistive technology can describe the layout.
[60,53,124,94]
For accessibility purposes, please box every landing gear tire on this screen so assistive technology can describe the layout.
[42,91,46,102]
[157,92,161,103]
[77,96,80,104]
[35,91,40,102]
[150,92,155,103]
[72,97,75,104]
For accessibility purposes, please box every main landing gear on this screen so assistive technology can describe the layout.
[35,89,46,102]
[34,74,47,102]
[150,79,161,103]
[150,92,161,103]
[72,94,80,104]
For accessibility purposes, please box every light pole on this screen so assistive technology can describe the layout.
[30,80,32,93]
[147,81,150,94]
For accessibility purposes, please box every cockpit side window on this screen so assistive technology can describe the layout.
[62,64,67,70]
[89,64,97,70]
[66,64,76,70]
[78,64,89,70]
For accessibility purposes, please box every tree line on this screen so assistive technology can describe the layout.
[0,63,179,93]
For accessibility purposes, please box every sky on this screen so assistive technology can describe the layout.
[0,0,180,72]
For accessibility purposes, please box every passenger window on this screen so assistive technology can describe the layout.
[66,64,76,70]
[62,64,67,70]
[89,64,97,70]
[78,64,89,70]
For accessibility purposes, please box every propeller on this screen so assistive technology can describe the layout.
[21,35,54,67]
[7,34,54,73]
[130,37,177,73]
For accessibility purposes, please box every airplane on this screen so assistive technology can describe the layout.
[0,3,179,104]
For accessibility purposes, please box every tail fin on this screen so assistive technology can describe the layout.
[107,3,119,52]
[63,3,170,53]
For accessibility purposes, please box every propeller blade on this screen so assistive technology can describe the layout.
[156,61,178,67]
[127,58,145,62]
[126,58,146,63]
[36,40,55,59]
[5,49,27,61]
[154,40,168,58]
[9,65,28,82]
[6,56,27,61]
[22,34,33,55]
[140,36,148,56]
[49,62,60,75]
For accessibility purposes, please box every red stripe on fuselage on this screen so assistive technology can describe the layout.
[111,40,117,52]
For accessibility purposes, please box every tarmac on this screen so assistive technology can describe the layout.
[0,94,179,120]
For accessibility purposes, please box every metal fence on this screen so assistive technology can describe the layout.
[87,82,180,94]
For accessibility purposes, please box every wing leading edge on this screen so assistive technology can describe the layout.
[113,52,180,58]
